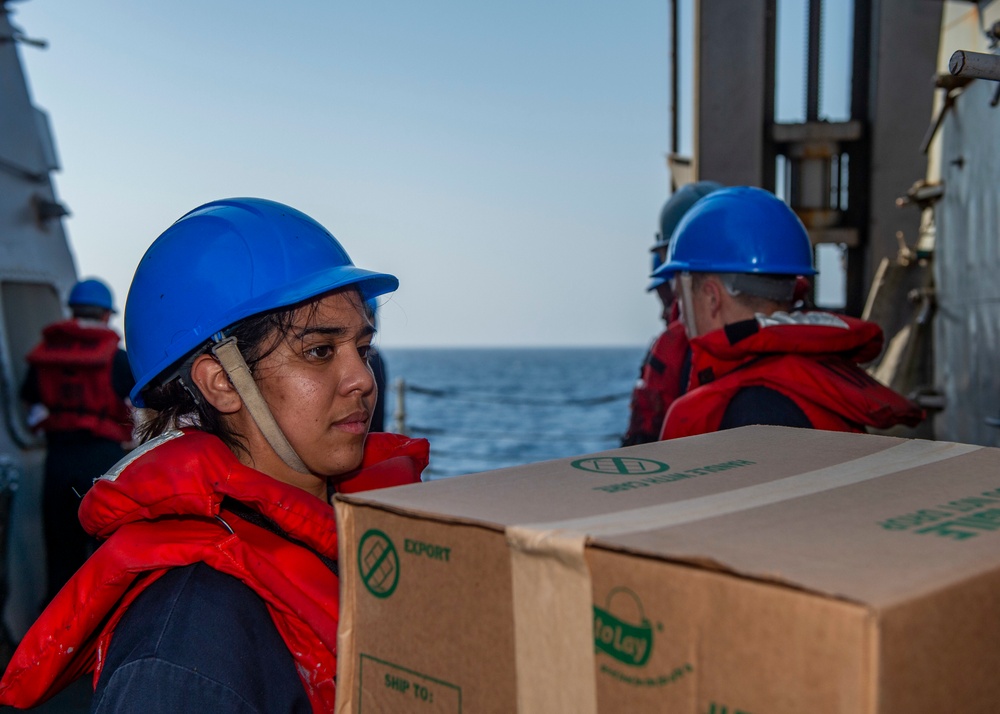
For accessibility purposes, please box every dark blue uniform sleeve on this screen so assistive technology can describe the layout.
[92,563,310,714]
[719,385,813,430]
[19,364,40,404]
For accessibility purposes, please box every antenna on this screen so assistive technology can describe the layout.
[0,31,47,48]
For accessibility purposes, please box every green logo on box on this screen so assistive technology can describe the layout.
[572,456,669,476]
[358,529,400,599]
[593,587,654,666]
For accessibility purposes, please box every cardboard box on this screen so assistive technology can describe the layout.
[334,426,1000,713]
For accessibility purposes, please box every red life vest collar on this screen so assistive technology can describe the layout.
[81,428,341,551]
[689,312,884,386]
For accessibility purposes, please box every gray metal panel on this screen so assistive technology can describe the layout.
[0,13,76,292]
[0,11,47,177]
[0,175,76,285]
[695,0,770,186]
[865,0,941,290]
[934,77,1000,446]
[33,107,60,172]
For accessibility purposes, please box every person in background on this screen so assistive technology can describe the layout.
[369,349,388,432]
[655,186,924,439]
[622,181,722,446]
[20,278,135,605]
[0,198,430,712]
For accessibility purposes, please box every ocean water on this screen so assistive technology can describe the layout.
[377,346,646,479]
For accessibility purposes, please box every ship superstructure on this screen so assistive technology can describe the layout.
[0,0,78,649]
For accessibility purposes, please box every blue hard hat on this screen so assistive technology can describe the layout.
[654,186,817,278]
[68,278,116,312]
[651,181,725,252]
[125,197,399,406]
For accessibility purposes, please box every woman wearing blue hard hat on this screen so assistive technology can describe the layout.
[653,186,924,440]
[0,198,430,712]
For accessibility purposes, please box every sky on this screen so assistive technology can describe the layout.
[10,0,675,348]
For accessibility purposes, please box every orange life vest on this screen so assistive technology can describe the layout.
[26,319,132,442]
[623,319,689,445]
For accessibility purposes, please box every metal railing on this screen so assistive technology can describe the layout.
[391,377,629,445]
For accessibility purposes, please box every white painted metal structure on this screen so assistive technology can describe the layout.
[0,0,78,642]
[932,1,1000,445]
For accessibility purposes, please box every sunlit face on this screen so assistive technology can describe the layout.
[251,290,376,484]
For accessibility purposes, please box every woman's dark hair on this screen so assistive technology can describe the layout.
[134,289,372,457]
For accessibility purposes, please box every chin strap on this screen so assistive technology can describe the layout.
[211,336,311,474]
[678,272,699,339]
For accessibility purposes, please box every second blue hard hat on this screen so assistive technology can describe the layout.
[654,186,817,278]
[68,278,116,312]
[651,180,725,252]
[125,197,398,406]
[648,181,724,290]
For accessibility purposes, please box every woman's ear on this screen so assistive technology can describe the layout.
[190,354,242,414]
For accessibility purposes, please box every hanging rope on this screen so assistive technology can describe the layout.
[408,425,624,441]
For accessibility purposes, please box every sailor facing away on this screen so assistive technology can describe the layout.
[656,186,925,439]
[21,278,135,606]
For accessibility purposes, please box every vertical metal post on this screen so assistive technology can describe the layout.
[806,0,823,122]
[761,0,778,191]
[845,0,873,316]
[393,378,407,435]
[670,0,679,188]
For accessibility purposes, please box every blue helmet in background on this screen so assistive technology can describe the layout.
[125,197,399,406]
[654,186,817,278]
[648,180,724,289]
[68,278,116,313]
[651,180,725,252]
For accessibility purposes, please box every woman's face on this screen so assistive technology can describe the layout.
[250,290,376,486]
